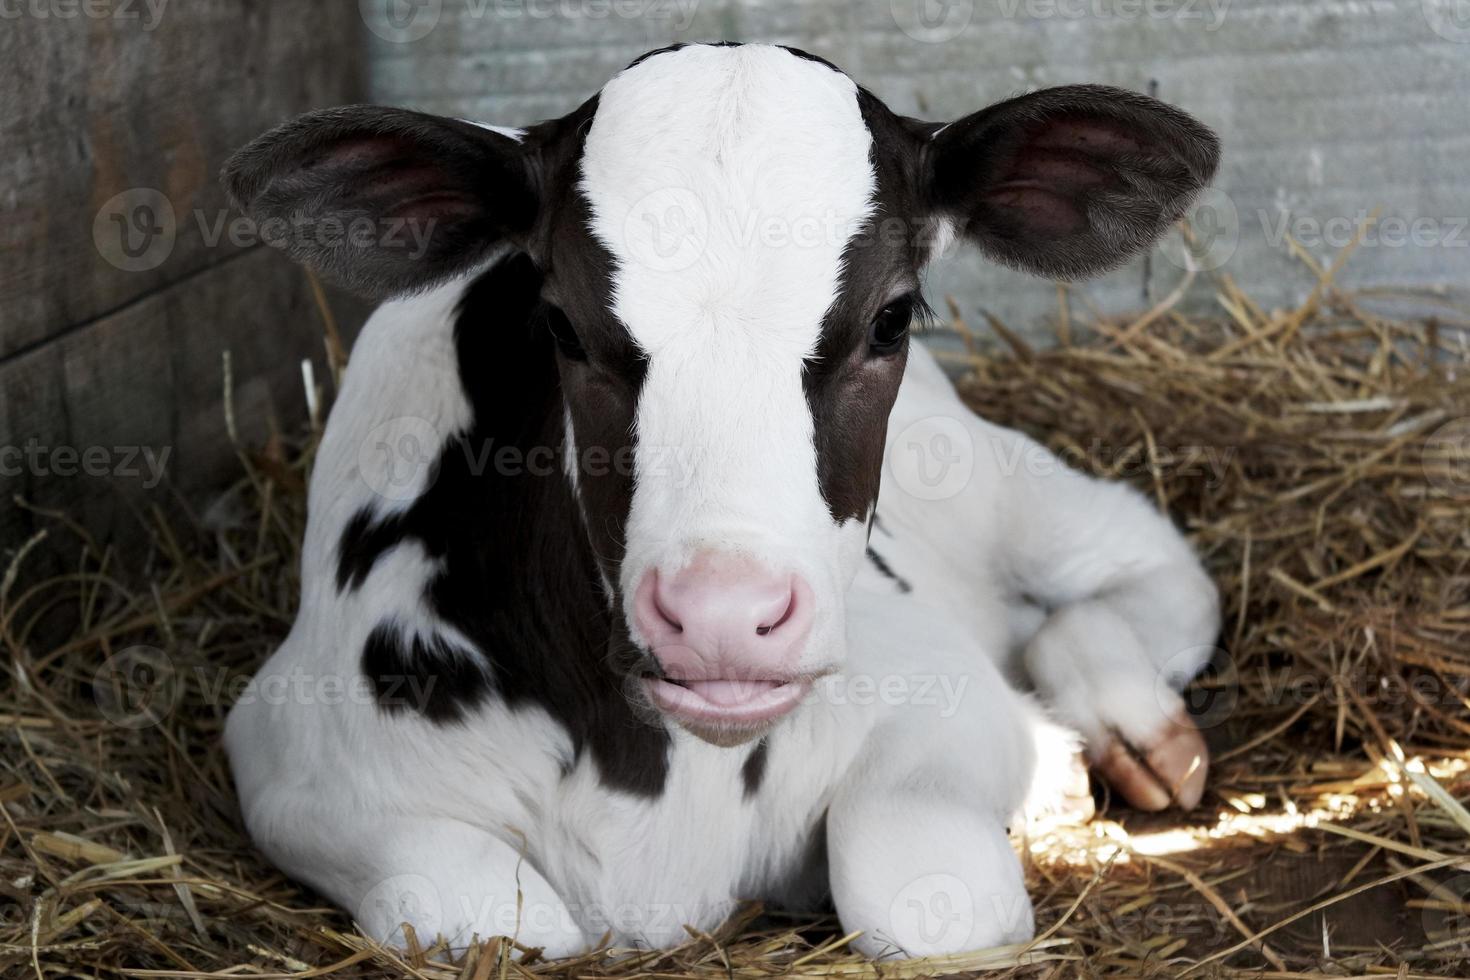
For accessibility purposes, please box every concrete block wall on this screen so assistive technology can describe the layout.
[364,0,1470,340]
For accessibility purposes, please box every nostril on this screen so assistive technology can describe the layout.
[755,585,797,637]
[652,590,683,633]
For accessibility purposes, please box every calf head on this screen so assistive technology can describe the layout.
[225,43,1217,748]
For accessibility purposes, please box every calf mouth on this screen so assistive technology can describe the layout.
[642,674,813,747]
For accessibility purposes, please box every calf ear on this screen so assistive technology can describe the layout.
[926,85,1219,280]
[222,106,536,298]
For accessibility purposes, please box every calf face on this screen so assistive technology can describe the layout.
[224,43,1217,748]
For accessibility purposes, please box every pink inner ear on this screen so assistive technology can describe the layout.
[983,186,1087,237]
[982,143,1116,238]
[301,135,406,173]
[313,145,482,224]
[1030,115,1147,156]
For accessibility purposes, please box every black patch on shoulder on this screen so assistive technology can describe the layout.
[348,247,670,798]
[865,546,913,594]
[336,507,408,593]
[361,622,492,724]
[742,738,770,799]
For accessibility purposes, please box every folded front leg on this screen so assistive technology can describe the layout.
[242,801,591,956]
[1025,591,1215,811]
[830,790,1032,958]
[825,664,1037,959]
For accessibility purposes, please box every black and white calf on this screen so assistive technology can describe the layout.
[223,43,1221,957]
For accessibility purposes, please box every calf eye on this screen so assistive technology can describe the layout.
[542,303,587,361]
[868,294,915,357]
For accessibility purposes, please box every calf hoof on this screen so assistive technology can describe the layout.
[1093,709,1208,811]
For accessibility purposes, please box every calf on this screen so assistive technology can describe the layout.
[223,43,1220,958]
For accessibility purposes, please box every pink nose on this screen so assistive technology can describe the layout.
[633,552,814,739]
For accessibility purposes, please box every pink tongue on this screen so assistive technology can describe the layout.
[682,679,780,706]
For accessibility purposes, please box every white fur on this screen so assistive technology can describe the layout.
[226,45,1219,961]
[580,45,877,668]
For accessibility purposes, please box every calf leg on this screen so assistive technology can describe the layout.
[243,801,590,955]
[830,792,1032,958]
[1025,595,1213,811]
[825,654,1037,958]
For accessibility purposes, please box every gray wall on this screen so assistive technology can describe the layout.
[366,0,1470,339]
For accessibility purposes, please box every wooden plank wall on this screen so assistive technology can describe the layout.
[1,2,371,572]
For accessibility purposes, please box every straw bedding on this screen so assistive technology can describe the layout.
[3,244,1468,978]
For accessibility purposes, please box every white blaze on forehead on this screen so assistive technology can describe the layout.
[581,45,875,357]
[578,44,879,677]
[580,44,877,660]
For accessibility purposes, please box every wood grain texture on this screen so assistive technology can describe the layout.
[0,1,367,359]
[1,247,368,563]
[1,1,370,561]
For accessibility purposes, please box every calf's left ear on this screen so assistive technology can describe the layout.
[925,85,1219,280]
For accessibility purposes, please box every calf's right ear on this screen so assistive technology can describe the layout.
[222,106,536,299]
[925,85,1219,280]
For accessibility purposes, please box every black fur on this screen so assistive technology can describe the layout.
[345,252,669,797]
[361,623,492,723]
[742,738,770,799]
